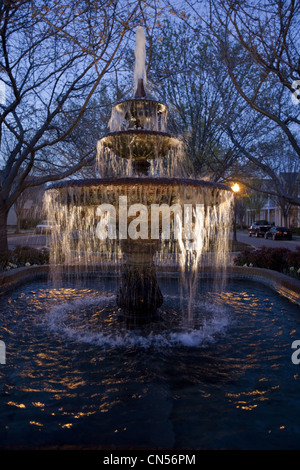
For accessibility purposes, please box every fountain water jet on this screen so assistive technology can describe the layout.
[134,26,147,98]
[46,27,233,323]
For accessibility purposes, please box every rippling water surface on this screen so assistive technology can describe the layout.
[0,276,300,449]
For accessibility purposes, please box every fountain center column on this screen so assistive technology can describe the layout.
[117,239,163,321]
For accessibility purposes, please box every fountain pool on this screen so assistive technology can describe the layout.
[0,274,300,450]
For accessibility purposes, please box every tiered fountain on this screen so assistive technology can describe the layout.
[3,28,300,453]
[47,27,233,323]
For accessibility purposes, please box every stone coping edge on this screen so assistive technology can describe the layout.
[0,264,299,305]
[0,265,50,295]
[227,265,300,305]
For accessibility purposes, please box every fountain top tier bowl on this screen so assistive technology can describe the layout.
[100,78,180,168]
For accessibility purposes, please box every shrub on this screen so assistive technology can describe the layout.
[20,218,40,230]
[287,246,300,270]
[0,250,13,271]
[234,246,292,273]
[11,246,49,265]
[0,246,49,272]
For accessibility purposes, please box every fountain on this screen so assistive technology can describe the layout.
[46,27,233,323]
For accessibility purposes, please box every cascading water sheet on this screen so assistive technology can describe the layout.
[46,25,233,322]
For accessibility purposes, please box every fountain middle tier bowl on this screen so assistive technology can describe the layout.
[100,130,180,160]
[48,177,231,208]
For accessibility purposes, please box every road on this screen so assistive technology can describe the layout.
[236,230,300,251]
[8,233,49,250]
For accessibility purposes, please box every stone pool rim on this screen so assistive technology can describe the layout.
[0,264,300,306]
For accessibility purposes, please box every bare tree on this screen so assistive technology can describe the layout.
[0,0,143,252]
[166,0,300,203]
[13,185,41,234]
[144,19,239,181]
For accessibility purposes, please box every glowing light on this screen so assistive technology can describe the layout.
[231,183,240,193]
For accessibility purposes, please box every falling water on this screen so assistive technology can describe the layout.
[107,100,168,133]
[44,180,233,322]
[96,140,133,177]
[96,137,187,179]
[45,25,234,327]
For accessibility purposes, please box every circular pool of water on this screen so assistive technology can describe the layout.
[0,275,300,449]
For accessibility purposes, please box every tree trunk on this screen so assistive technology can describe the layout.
[15,212,21,234]
[0,206,9,254]
[284,212,289,227]
[281,204,290,227]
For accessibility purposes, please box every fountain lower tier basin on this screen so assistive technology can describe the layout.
[1,274,300,450]
[48,177,231,206]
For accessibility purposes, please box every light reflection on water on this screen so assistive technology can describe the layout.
[0,276,300,449]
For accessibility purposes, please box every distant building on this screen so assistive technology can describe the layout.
[7,186,46,229]
[245,173,300,228]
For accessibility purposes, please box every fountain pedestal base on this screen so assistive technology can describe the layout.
[117,239,163,320]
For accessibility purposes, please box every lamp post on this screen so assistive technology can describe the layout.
[231,183,240,242]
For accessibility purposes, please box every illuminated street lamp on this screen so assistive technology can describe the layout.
[231,183,240,242]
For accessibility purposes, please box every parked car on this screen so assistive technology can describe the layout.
[35,220,59,234]
[248,220,271,238]
[264,226,293,240]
